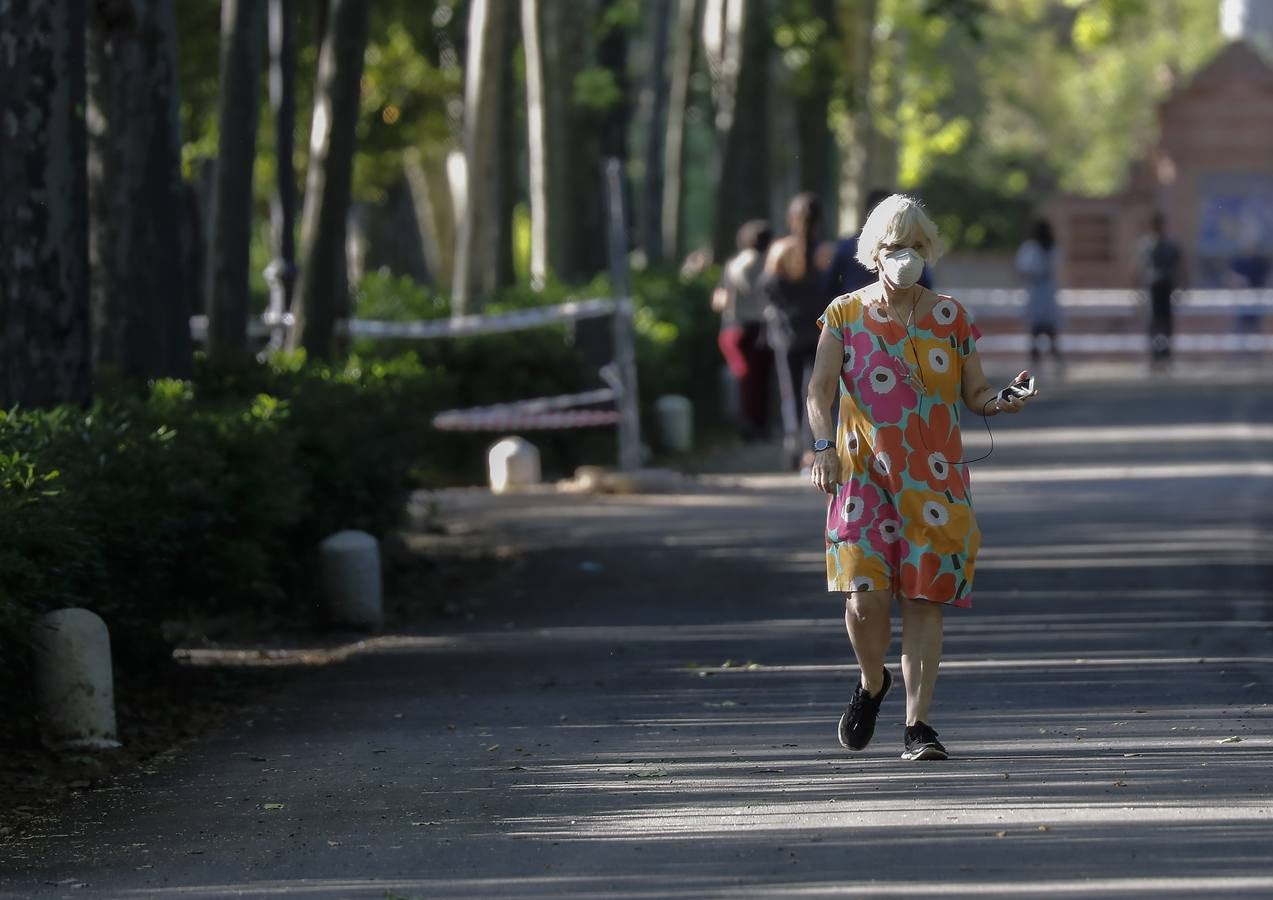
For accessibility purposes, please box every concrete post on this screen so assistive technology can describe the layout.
[319,530,384,630]
[488,436,541,494]
[33,609,121,751]
[655,394,693,452]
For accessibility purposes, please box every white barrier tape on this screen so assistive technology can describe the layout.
[954,288,1273,317]
[435,389,616,419]
[976,333,1273,352]
[343,297,624,340]
[190,297,629,342]
[432,410,623,431]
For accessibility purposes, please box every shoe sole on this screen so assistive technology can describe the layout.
[837,669,892,751]
[900,745,948,761]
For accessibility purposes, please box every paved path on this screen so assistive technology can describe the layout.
[4,372,1272,899]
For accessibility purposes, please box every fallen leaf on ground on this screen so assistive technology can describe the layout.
[486,744,500,752]
[1218,736,1243,744]
[262,803,285,810]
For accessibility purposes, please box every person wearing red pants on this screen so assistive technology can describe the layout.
[713,220,774,441]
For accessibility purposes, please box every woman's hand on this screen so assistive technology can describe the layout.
[996,369,1038,414]
[810,450,841,494]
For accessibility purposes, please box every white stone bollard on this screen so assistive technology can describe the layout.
[320,530,384,630]
[487,437,541,494]
[655,394,694,453]
[33,608,121,751]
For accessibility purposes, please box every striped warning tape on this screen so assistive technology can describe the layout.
[431,388,619,432]
[432,409,623,431]
[189,297,626,342]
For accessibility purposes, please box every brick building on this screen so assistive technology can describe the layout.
[1051,40,1273,288]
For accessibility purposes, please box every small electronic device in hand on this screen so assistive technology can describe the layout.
[999,375,1037,402]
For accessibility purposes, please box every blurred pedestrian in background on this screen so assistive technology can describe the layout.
[712,219,774,442]
[1015,217,1063,366]
[822,188,932,301]
[1136,212,1183,368]
[806,194,1038,761]
[764,192,834,469]
[1226,237,1269,351]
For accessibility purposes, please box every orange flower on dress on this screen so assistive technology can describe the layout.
[901,551,957,603]
[899,488,971,554]
[867,425,906,494]
[904,405,965,497]
[861,299,908,344]
[924,296,963,339]
[829,543,892,593]
[901,335,960,403]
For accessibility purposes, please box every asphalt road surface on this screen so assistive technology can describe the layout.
[4,367,1271,899]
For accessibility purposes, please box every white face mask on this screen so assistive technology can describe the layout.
[880,248,925,288]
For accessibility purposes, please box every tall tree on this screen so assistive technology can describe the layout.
[87,0,192,381]
[452,0,515,313]
[265,0,299,346]
[834,0,878,234]
[288,0,370,357]
[661,0,700,263]
[782,0,838,211]
[638,0,673,265]
[522,0,608,285]
[0,0,93,408]
[205,0,266,366]
[704,0,771,261]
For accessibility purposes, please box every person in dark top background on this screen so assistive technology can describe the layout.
[763,192,834,469]
[1136,211,1184,368]
[822,189,933,300]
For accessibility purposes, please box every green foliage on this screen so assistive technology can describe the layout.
[574,67,624,112]
[0,358,445,700]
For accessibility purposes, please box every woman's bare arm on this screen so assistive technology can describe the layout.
[961,351,1030,416]
[807,325,844,493]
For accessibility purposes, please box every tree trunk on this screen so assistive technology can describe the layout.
[403,147,457,290]
[288,0,370,358]
[87,0,191,383]
[639,0,673,265]
[522,0,608,285]
[662,0,699,264]
[705,0,770,262]
[495,8,519,289]
[266,0,299,338]
[0,0,93,408]
[452,0,514,314]
[835,0,882,234]
[794,0,836,208]
[206,0,265,367]
[598,0,632,243]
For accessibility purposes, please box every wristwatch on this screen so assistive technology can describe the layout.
[811,439,835,452]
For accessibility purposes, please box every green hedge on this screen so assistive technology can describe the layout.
[0,266,723,722]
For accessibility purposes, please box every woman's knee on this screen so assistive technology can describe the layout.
[845,590,891,624]
[901,596,944,622]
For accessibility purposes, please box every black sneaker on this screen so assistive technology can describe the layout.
[901,722,948,760]
[838,667,892,751]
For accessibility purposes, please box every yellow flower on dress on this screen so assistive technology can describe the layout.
[828,543,892,593]
[899,488,971,554]
[901,336,960,403]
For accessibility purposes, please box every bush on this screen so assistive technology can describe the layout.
[0,266,726,726]
[0,355,446,707]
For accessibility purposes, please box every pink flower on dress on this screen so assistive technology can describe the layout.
[844,330,878,380]
[867,512,910,569]
[858,351,918,425]
[827,480,883,543]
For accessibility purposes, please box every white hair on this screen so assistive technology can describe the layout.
[854,194,945,272]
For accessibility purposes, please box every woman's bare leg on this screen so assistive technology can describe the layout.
[900,598,944,724]
[845,590,893,692]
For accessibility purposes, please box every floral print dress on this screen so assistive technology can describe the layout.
[817,288,983,607]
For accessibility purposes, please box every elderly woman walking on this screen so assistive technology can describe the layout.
[806,194,1037,760]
